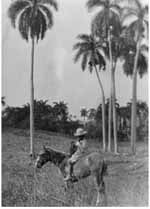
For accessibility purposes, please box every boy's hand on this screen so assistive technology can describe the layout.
[76,141,80,146]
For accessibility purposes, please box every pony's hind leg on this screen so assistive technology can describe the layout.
[96,180,106,206]
[94,171,107,206]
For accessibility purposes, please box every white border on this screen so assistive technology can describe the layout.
[0,0,149,208]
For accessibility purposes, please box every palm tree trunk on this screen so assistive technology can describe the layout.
[107,30,113,152]
[131,41,140,154]
[94,65,106,151]
[112,68,118,153]
[30,37,35,158]
[108,73,112,152]
[84,116,86,128]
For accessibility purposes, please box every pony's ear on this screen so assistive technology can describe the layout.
[43,145,47,151]
[71,141,75,145]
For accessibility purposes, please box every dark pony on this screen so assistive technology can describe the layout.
[35,144,107,206]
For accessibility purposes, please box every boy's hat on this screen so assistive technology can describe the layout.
[74,128,87,137]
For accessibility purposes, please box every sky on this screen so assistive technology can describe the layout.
[2,0,149,117]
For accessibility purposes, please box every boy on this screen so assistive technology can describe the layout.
[64,128,87,181]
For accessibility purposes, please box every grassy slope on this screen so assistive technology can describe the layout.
[2,128,148,206]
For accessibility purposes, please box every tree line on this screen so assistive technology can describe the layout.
[2,100,80,135]
[2,99,148,143]
[81,101,148,142]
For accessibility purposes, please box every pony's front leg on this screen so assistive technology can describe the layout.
[62,178,73,192]
[63,180,68,191]
[65,180,73,190]
[96,180,106,206]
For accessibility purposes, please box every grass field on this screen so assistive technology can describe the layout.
[2,128,149,206]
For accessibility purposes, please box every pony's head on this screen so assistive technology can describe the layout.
[35,145,50,169]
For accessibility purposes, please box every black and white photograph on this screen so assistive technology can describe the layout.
[2,0,149,206]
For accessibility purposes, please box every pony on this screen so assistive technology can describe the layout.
[35,144,107,206]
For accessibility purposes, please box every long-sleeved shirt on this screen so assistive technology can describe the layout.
[69,139,88,163]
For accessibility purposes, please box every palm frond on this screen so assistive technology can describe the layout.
[73,42,90,51]
[96,50,106,70]
[91,9,121,38]
[73,33,106,73]
[86,0,105,12]
[121,25,136,43]
[37,9,47,41]
[18,7,31,41]
[137,53,148,78]
[121,7,138,24]
[74,48,85,63]
[73,43,81,50]
[140,44,148,53]
[144,19,149,38]
[121,0,142,11]
[144,5,148,15]
[101,41,109,60]
[132,0,142,11]
[39,5,53,28]
[37,0,58,11]
[126,20,140,37]
[73,42,84,50]
[88,62,94,73]
[110,4,122,16]
[123,48,148,78]
[109,11,121,36]
[122,53,134,77]
[91,10,108,37]
[121,0,148,42]
[77,34,91,42]
[8,0,30,27]
[81,52,89,71]
[144,19,148,27]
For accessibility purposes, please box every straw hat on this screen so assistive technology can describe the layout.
[74,128,87,137]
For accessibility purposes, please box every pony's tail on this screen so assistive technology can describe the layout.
[101,159,108,177]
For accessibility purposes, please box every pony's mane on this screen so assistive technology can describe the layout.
[44,146,69,167]
[46,146,69,156]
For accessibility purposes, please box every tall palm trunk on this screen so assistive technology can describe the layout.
[112,67,118,153]
[84,116,86,128]
[107,30,113,152]
[108,30,118,153]
[108,72,112,152]
[30,37,35,157]
[94,65,106,151]
[131,40,141,154]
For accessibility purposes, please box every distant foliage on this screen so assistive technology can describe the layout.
[2,100,81,136]
[2,99,148,141]
[85,100,148,141]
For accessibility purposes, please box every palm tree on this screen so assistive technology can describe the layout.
[88,108,97,120]
[122,43,148,152]
[73,34,106,151]
[121,0,148,153]
[53,101,68,122]
[86,0,121,153]
[80,107,88,125]
[8,0,58,157]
